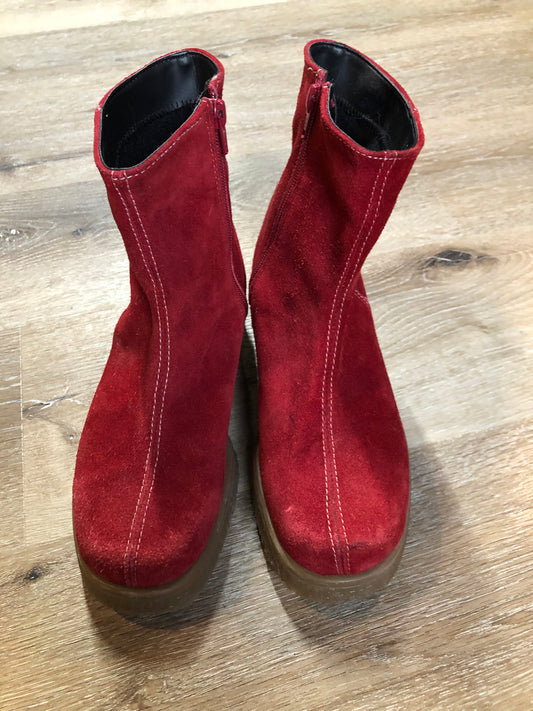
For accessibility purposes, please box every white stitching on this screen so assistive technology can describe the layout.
[352,286,370,306]
[125,177,171,587]
[320,160,385,575]
[328,156,396,573]
[250,109,414,294]
[111,178,165,587]
[321,415,341,573]
[322,116,415,161]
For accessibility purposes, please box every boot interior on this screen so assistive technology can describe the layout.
[309,41,418,151]
[99,51,218,169]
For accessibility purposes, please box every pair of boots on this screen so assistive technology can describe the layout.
[72,40,424,615]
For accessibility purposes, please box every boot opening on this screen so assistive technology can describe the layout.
[309,41,418,151]
[99,51,218,169]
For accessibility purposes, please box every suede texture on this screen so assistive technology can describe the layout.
[73,50,247,589]
[250,40,424,576]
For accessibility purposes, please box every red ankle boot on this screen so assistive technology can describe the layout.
[250,40,424,601]
[73,50,247,614]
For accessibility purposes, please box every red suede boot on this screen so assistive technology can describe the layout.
[250,40,424,601]
[73,50,247,614]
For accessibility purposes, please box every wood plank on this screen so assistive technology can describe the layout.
[1,0,529,172]
[0,329,23,547]
[0,0,287,38]
[1,423,530,709]
[1,0,532,709]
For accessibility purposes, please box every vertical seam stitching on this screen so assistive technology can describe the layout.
[321,400,340,573]
[125,177,171,587]
[111,177,165,587]
[328,155,396,574]
[320,160,385,575]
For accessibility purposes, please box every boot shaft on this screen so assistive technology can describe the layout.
[249,41,424,581]
[73,51,247,595]
[251,40,424,295]
[94,49,246,312]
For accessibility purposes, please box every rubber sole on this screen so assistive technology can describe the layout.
[253,449,408,602]
[75,439,239,616]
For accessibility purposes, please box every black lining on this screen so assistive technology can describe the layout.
[334,95,393,152]
[100,51,218,169]
[309,41,417,151]
[112,100,197,168]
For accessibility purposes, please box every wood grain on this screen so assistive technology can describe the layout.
[1,1,532,709]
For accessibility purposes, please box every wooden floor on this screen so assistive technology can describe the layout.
[1,1,532,709]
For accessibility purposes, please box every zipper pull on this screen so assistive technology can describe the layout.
[303,81,322,135]
[213,98,228,155]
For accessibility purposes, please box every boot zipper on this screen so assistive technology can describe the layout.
[210,96,247,310]
[213,97,229,155]
[302,81,322,135]
[251,79,324,288]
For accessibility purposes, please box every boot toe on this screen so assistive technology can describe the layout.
[74,509,212,589]
[73,478,221,589]
[279,501,407,577]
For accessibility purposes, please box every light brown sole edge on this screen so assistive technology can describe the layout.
[253,449,408,603]
[74,439,239,616]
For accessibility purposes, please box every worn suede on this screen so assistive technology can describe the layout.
[73,50,247,588]
[250,40,424,576]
